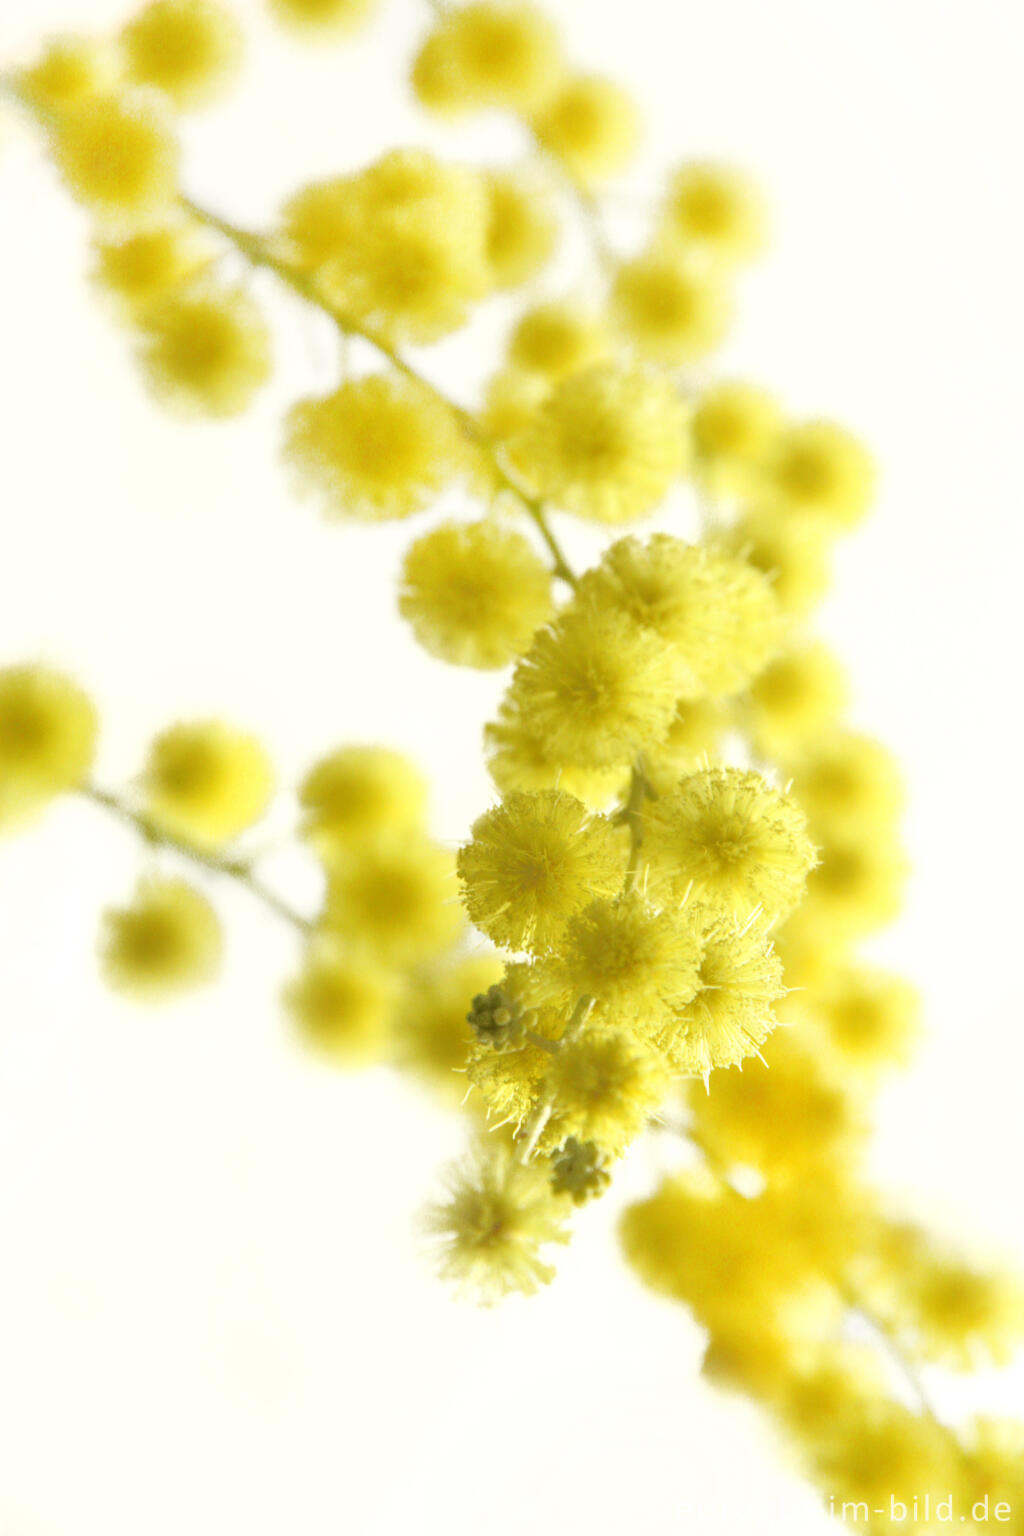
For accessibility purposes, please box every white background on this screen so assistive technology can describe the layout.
[1,1,1023,1531]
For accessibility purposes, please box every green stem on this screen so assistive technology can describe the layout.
[82,785,311,934]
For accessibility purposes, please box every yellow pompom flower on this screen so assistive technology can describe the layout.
[774,1344,889,1443]
[511,363,688,524]
[691,382,782,498]
[720,508,830,617]
[321,831,461,963]
[285,375,462,521]
[797,963,920,1075]
[92,221,213,313]
[576,534,782,699]
[531,74,640,185]
[392,952,504,1101]
[688,1030,865,1179]
[540,892,701,1031]
[267,0,376,35]
[660,162,768,264]
[0,665,98,830]
[16,38,119,115]
[283,944,396,1064]
[312,151,491,344]
[483,698,626,807]
[50,91,179,225]
[482,168,558,289]
[298,745,427,855]
[140,720,273,848]
[477,369,551,449]
[786,730,904,837]
[457,790,624,954]
[425,1138,570,1303]
[611,252,732,366]
[137,282,270,416]
[502,602,682,768]
[119,1,243,110]
[644,766,817,921]
[399,520,554,670]
[100,876,222,998]
[412,3,563,117]
[507,301,609,381]
[655,906,784,1077]
[808,1400,956,1518]
[745,642,848,758]
[762,419,876,528]
[797,831,908,942]
[540,1031,669,1156]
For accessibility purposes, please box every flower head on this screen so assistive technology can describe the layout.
[746,642,848,759]
[299,746,427,855]
[412,3,563,116]
[120,0,243,109]
[0,665,97,830]
[425,1139,570,1303]
[511,363,687,523]
[399,520,554,669]
[540,1030,669,1156]
[482,168,558,289]
[659,162,768,264]
[283,944,396,1064]
[267,0,377,35]
[93,221,214,313]
[51,90,179,225]
[457,789,624,953]
[762,419,875,528]
[507,300,609,381]
[644,766,817,921]
[286,374,462,521]
[100,876,222,998]
[137,282,271,416]
[392,952,504,1100]
[531,74,640,184]
[140,720,273,848]
[612,252,732,365]
[691,382,781,497]
[321,832,461,964]
[16,38,118,115]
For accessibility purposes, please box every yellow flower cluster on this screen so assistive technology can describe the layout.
[6,3,1022,1527]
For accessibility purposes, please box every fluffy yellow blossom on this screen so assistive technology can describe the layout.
[794,963,920,1075]
[644,766,817,921]
[540,1031,669,1156]
[688,1031,865,1178]
[399,520,554,669]
[298,745,427,855]
[482,168,558,288]
[774,1344,889,1442]
[540,892,701,1030]
[659,162,767,264]
[93,221,213,313]
[502,602,682,767]
[465,973,563,1125]
[720,508,830,617]
[611,252,732,366]
[691,383,782,497]
[483,699,626,807]
[16,38,119,115]
[507,301,608,381]
[808,1401,954,1518]
[796,832,908,942]
[511,363,687,524]
[119,1,243,110]
[286,375,462,521]
[137,283,271,416]
[412,3,563,117]
[655,906,784,1077]
[321,831,461,964]
[762,419,875,528]
[311,151,491,343]
[786,730,904,836]
[0,665,97,829]
[746,642,848,758]
[620,1172,838,1335]
[391,952,504,1101]
[575,534,782,699]
[50,91,179,225]
[267,0,376,35]
[962,1418,1024,1517]
[140,720,273,848]
[477,369,551,449]
[283,944,396,1064]
[100,876,221,998]
[426,1138,570,1302]
[457,790,624,953]
[531,74,640,184]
